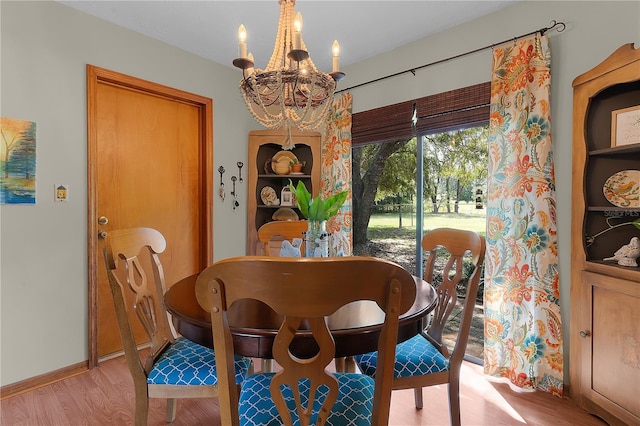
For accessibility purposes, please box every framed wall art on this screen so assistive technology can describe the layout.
[611,105,640,147]
[1,117,37,204]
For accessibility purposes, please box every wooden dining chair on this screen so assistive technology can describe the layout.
[355,228,486,426]
[257,220,310,371]
[196,256,417,426]
[257,220,308,256]
[102,227,252,426]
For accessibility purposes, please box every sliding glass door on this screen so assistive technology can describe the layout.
[415,126,488,361]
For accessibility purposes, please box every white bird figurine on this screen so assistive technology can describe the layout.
[603,236,640,267]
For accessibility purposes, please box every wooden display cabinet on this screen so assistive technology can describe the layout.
[246,128,321,255]
[570,43,640,425]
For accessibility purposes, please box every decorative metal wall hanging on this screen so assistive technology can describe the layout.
[237,161,244,182]
[231,175,239,209]
[218,166,226,201]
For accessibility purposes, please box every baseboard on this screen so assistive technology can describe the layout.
[563,383,571,398]
[0,361,88,400]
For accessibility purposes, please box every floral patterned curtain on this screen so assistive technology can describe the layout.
[322,93,353,256]
[484,33,563,396]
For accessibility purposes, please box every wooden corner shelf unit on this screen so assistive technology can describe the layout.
[246,128,321,255]
[569,43,640,426]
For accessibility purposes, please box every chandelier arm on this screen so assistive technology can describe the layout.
[242,83,281,128]
[292,74,305,110]
[247,73,289,129]
[293,74,316,122]
[295,92,332,131]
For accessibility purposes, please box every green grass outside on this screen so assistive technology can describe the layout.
[367,202,486,236]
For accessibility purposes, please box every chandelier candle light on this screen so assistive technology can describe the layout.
[233,0,345,150]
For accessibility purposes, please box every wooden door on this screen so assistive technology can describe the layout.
[87,65,213,367]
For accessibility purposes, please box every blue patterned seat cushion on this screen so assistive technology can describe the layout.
[238,372,374,426]
[355,334,449,379]
[147,337,252,386]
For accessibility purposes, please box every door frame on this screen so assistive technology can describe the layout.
[86,65,213,368]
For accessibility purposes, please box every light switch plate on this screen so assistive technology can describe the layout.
[54,184,69,202]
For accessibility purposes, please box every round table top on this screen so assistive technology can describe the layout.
[164,273,437,359]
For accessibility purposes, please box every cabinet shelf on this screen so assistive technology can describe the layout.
[587,259,637,268]
[589,143,640,156]
[584,260,640,281]
[257,205,299,210]
[258,174,312,179]
[586,206,640,212]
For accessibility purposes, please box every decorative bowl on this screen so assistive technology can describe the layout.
[273,161,290,175]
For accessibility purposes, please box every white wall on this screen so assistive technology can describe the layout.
[1,0,638,387]
[344,0,640,385]
[0,0,257,386]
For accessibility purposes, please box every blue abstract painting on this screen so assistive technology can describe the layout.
[1,117,36,204]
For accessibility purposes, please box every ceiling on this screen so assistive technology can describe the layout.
[58,1,519,72]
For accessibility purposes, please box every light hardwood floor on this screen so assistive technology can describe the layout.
[1,355,607,426]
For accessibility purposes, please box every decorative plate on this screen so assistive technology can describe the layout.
[272,207,299,221]
[603,169,640,208]
[260,186,279,206]
[271,151,298,172]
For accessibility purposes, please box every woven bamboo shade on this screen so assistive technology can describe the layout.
[352,82,490,145]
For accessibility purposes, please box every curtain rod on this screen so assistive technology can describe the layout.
[336,20,566,94]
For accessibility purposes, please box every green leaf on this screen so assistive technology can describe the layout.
[308,196,324,221]
[290,180,310,219]
[632,218,640,231]
[322,191,348,220]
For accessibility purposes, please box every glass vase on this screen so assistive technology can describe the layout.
[305,220,330,257]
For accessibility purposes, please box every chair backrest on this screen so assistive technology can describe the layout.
[257,220,308,256]
[102,227,175,374]
[196,256,417,426]
[422,228,486,365]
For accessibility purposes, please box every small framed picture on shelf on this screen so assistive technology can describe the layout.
[611,105,640,147]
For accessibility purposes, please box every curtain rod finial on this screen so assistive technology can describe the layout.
[542,20,566,35]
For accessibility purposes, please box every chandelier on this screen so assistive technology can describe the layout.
[233,0,345,149]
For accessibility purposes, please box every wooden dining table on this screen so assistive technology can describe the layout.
[165,272,438,361]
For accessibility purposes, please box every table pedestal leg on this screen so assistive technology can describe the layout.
[261,358,273,373]
[334,356,356,373]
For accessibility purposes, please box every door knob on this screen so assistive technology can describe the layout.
[579,330,591,338]
[98,230,108,240]
[98,216,109,225]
